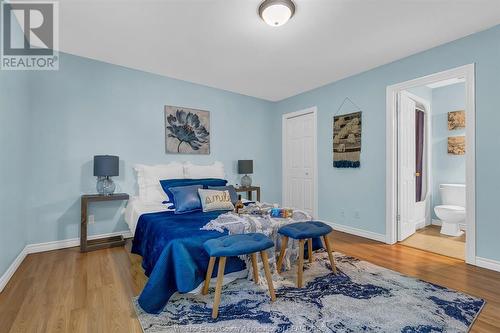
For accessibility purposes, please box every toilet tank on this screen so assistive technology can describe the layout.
[439,184,466,207]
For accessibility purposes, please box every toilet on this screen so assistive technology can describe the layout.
[434,184,466,236]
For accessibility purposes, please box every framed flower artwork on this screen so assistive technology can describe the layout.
[165,106,210,154]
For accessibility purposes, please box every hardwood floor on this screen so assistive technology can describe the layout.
[400,225,466,260]
[0,231,499,332]
[0,246,143,333]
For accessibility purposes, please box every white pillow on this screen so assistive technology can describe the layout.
[134,163,184,202]
[184,161,225,179]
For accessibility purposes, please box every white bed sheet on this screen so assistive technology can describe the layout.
[124,196,174,235]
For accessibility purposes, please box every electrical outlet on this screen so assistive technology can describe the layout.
[88,215,95,224]
[354,211,360,219]
[340,209,345,219]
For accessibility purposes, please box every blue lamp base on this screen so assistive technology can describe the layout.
[96,176,116,195]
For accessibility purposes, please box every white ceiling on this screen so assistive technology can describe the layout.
[54,0,500,101]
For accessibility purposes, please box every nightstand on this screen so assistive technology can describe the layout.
[80,193,129,252]
[235,186,261,202]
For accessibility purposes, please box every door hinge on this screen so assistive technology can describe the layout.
[396,214,401,222]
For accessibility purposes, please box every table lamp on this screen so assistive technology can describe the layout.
[238,160,253,187]
[94,155,119,195]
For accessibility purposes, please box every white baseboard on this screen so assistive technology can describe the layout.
[26,230,133,254]
[0,246,28,293]
[431,219,467,231]
[415,219,426,230]
[0,230,133,293]
[475,257,500,273]
[321,220,386,243]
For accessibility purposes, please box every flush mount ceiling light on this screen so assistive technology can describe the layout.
[259,0,296,27]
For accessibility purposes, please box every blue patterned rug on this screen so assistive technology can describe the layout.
[133,252,484,332]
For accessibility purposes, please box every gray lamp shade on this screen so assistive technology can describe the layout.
[93,155,119,177]
[238,160,253,174]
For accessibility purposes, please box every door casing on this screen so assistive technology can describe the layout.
[386,64,476,265]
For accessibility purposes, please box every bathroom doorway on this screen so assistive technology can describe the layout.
[386,65,476,264]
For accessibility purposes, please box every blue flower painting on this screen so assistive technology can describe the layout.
[165,106,210,154]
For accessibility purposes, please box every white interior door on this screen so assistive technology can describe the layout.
[283,110,317,217]
[398,92,417,241]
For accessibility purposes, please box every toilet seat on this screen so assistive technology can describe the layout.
[434,205,466,221]
[435,205,465,212]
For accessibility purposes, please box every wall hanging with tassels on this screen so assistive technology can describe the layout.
[333,97,362,168]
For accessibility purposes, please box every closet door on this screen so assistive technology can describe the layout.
[283,111,316,216]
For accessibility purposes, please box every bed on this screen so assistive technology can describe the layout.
[125,162,250,314]
[125,162,319,314]
[128,207,247,314]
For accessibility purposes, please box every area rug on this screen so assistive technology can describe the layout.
[133,252,485,333]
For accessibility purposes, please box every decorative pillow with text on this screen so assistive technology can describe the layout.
[198,189,235,212]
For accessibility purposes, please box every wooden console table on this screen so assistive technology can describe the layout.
[80,193,129,252]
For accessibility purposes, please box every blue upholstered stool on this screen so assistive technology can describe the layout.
[277,221,337,287]
[202,233,276,319]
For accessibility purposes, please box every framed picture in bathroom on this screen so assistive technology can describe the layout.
[448,136,465,155]
[448,110,465,130]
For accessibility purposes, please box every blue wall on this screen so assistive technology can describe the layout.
[2,23,500,279]
[0,17,30,278]
[26,53,278,244]
[273,25,500,262]
[431,83,466,216]
[0,71,30,276]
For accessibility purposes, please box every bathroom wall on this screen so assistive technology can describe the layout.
[407,86,433,104]
[431,83,466,217]
[405,83,466,219]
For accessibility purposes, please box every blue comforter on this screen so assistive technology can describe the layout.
[131,210,246,314]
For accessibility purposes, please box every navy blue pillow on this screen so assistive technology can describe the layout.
[169,185,203,214]
[208,185,238,205]
[160,178,228,204]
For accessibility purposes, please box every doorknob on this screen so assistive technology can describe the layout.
[415,172,421,177]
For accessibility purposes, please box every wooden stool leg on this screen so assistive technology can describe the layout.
[297,239,305,288]
[260,250,276,301]
[202,257,216,295]
[308,238,313,263]
[212,257,226,319]
[250,253,259,284]
[276,236,288,274]
[323,235,337,274]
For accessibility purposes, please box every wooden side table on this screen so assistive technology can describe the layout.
[81,193,129,252]
[235,186,261,202]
